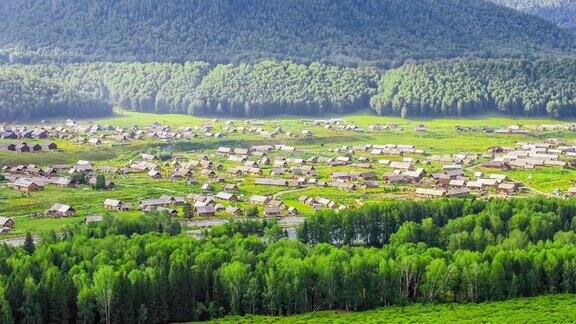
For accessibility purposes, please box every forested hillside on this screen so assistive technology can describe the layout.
[0,65,111,120]
[62,62,212,114]
[2,198,576,322]
[191,61,379,116]
[370,58,576,118]
[490,0,576,31]
[0,61,379,119]
[6,58,576,120]
[0,0,574,66]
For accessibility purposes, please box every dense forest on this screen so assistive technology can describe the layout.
[490,0,576,31]
[63,61,211,115]
[0,61,379,119]
[190,61,379,116]
[1,198,576,322]
[0,65,111,120]
[6,57,576,119]
[370,58,576,118]
[0,0,574,66]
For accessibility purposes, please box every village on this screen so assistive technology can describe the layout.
[1,113,576,237]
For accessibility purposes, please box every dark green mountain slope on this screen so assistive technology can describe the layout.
[0,0,574,66]
[490,0,576,31]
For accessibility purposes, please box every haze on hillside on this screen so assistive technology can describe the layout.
[490,0,576,31]
[0,0,574,65]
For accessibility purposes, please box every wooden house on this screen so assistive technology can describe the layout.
[103,199,129,211]
[0,217,15,229]
[47,203,76,217]
[196,205,216,217]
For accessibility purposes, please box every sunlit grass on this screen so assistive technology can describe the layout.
[2,109,576,235]
[214,294,576,323]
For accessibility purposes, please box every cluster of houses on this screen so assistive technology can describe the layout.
[482,141,575,170]
[0,127,49,139]
[213,141,530,199]
[6,119,576,236]
[418,171,524,197]
[4,119,576,151]
[0,142,58,153]
[1,120,228,146]
[3,160,115,193]
[132,191,298,218]
[456,123,576,136]
[311,119,406,134]
[298,196,342,211]
[2,118,370,147]
[0,137,540,229]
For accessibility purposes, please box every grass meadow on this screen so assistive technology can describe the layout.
[2,109,576,236]
[213,294,576,323]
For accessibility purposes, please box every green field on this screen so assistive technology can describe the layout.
[2,109,576,236]
[214,294,576,323]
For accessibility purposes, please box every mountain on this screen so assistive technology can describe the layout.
[0,0,574,66]
[489,0,576,31]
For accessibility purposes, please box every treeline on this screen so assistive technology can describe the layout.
[7,57,576,120]
[62,62,211,114]
[370,58,576,118]
[1,198,576,322]
[0,61,378,119]
[190,61,378,116]
[0,65,111,120]
[298,197,576,248]
[0,0,574,66]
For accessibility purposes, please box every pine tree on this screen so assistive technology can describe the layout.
[168,257,195,322]
[183,202,194,220]
[23,232,35,255]
[113,274,135,323]
[137,304,148,324]
[244,206,259,218]
[41,268,70,324]
[0,281,13,324]
[93,174,107,190]
[20,277,42,324]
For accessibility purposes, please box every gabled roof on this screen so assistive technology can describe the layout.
[0,217,14,227]
[196,205,216,214]
[104,199,123,207]
[48,203,74,213]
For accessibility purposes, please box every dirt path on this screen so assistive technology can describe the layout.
[1,235,39,247]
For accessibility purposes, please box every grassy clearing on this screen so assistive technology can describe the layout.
[213,294,576,323]
[49,109,576,156]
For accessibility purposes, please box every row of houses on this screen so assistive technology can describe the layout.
[0,129,48,139]
[0,142,57,153]
[483,141,575,170]
[298,196,341,211]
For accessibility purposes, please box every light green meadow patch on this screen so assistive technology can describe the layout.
[212,294,576,323]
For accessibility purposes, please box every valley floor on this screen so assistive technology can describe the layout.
[2,109,576,236]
